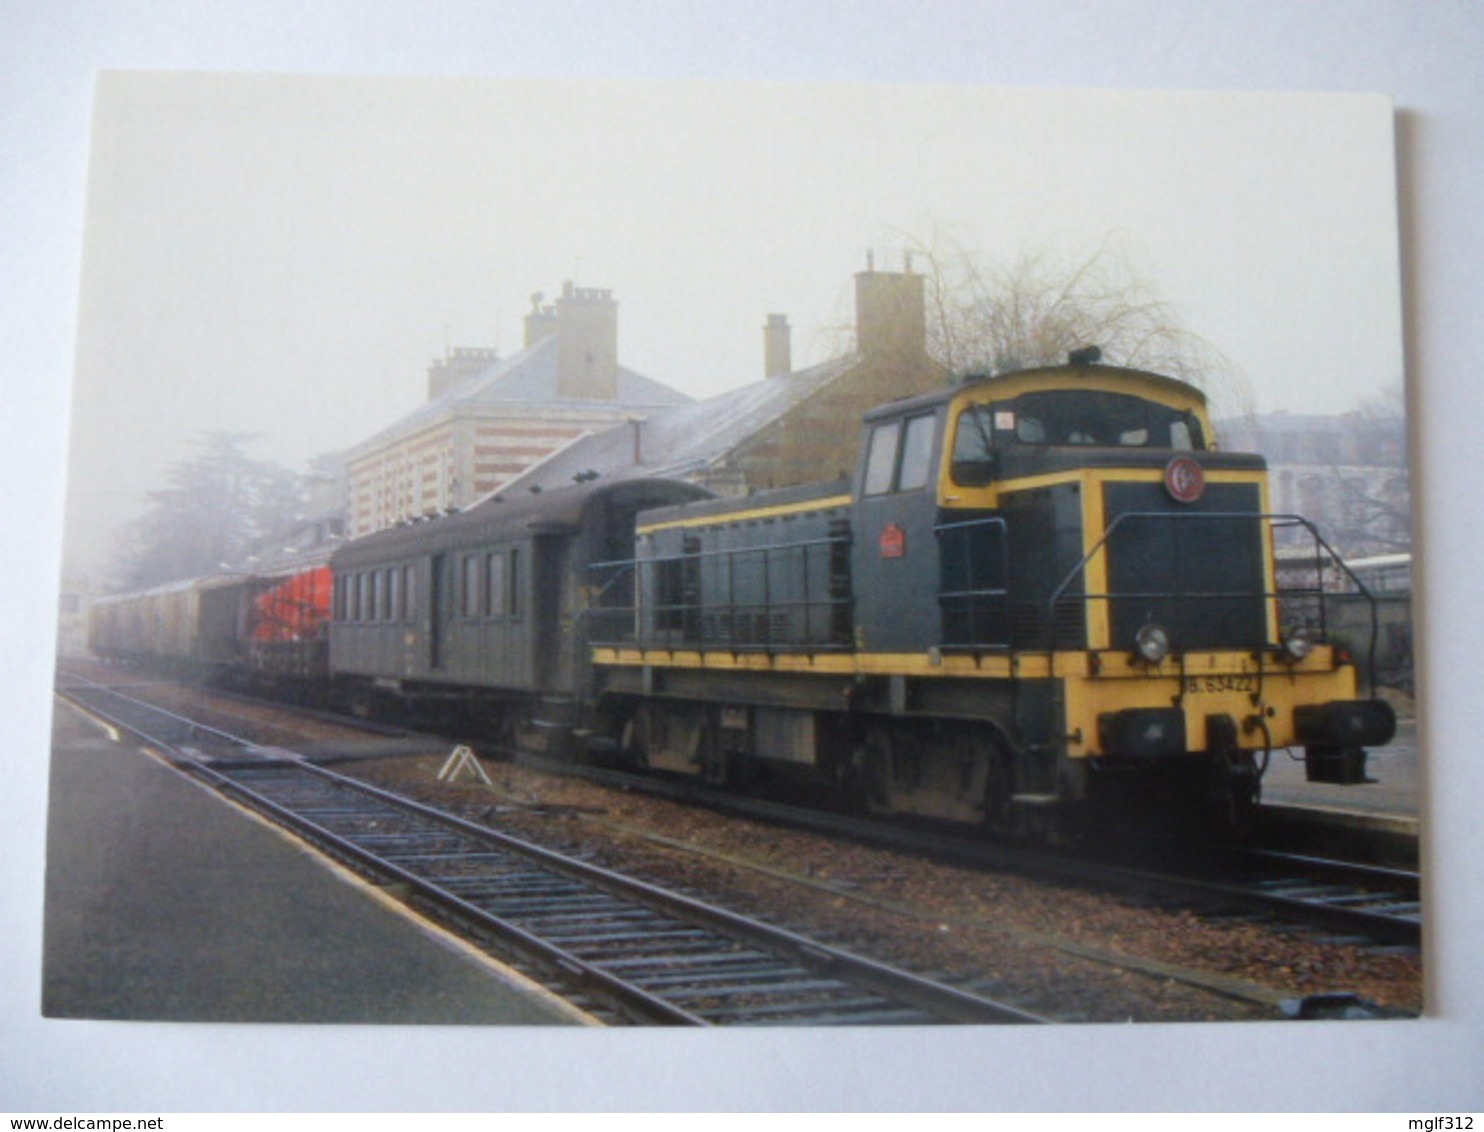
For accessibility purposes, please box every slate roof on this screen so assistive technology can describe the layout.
[491,353,860,496]
[345,335,692,457]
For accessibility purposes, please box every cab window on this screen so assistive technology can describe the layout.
[897,414,936,491]
[951,404,997,486]
[1011,390,1206,449]
[862,421,901,496]
[863,413,937,495]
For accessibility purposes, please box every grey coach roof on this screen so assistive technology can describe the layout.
[332,476,710,566]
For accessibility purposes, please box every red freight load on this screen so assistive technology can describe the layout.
[252,566,332,643]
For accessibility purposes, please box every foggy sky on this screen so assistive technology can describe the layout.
[65,75,1402,579]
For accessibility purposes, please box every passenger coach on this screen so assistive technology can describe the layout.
[328,477,708,733]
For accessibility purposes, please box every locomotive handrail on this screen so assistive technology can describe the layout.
[588,533,855,652]
[587,558,638,601]
[1044,510,1384,696]
[933,514,1012,650]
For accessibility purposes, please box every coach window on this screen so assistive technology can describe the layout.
[403,565,417,622]
[509,548,522,618]
[387,567,401,621]
[863,420,901,496]
[463,554,483,618]
[487,551,506,617]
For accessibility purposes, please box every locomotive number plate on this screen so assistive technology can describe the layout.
[1185,674,1257,695]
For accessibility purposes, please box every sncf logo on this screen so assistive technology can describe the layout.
[1164,456,1206,503]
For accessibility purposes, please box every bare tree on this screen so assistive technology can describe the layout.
[110,432,309,590]
[896,228,1251,418]
[1327,383,1412,557]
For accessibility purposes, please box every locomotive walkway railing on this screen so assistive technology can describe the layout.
[587,532,854,653]
[933,515,1012,650]
[1043,511,1385,695]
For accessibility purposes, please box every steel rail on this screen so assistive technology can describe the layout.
[504,746,1421,947]
[56,676,1047,1026]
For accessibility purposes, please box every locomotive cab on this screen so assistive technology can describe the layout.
[839,360,1394,828]
[935,364,1393,814]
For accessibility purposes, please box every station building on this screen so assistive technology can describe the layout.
[492,259,950,499]
[342,283,691,538]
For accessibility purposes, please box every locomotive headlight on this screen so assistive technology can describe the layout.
[1134,622,1172,664]
[1282,625,1314,662]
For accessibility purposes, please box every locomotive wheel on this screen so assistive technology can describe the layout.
[847,728,895,814]
[346,683,378,721]
[620,710,649,769]
[976,732,1020,837]
[848,723,1016,827]
[699,729,733,787]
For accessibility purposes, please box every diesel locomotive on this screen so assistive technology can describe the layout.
[89,358,1397,837]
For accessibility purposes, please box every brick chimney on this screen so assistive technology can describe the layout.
[764,313,792,378]
[855,252,926,361]
[427,346,499,401]
[523,291,560,346]
[553,281,618,400]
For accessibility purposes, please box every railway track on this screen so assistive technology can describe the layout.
[499,746,1423,950]
[60,670,1421,954]
[1170,846,1421,946]
[57,675,1047,1027]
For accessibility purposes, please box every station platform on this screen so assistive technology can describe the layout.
[1252,716,1419,866]
[42,699,590,1025]
[1260,717,1420,822]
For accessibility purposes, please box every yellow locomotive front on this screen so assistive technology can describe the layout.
[934,362,1395,827]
